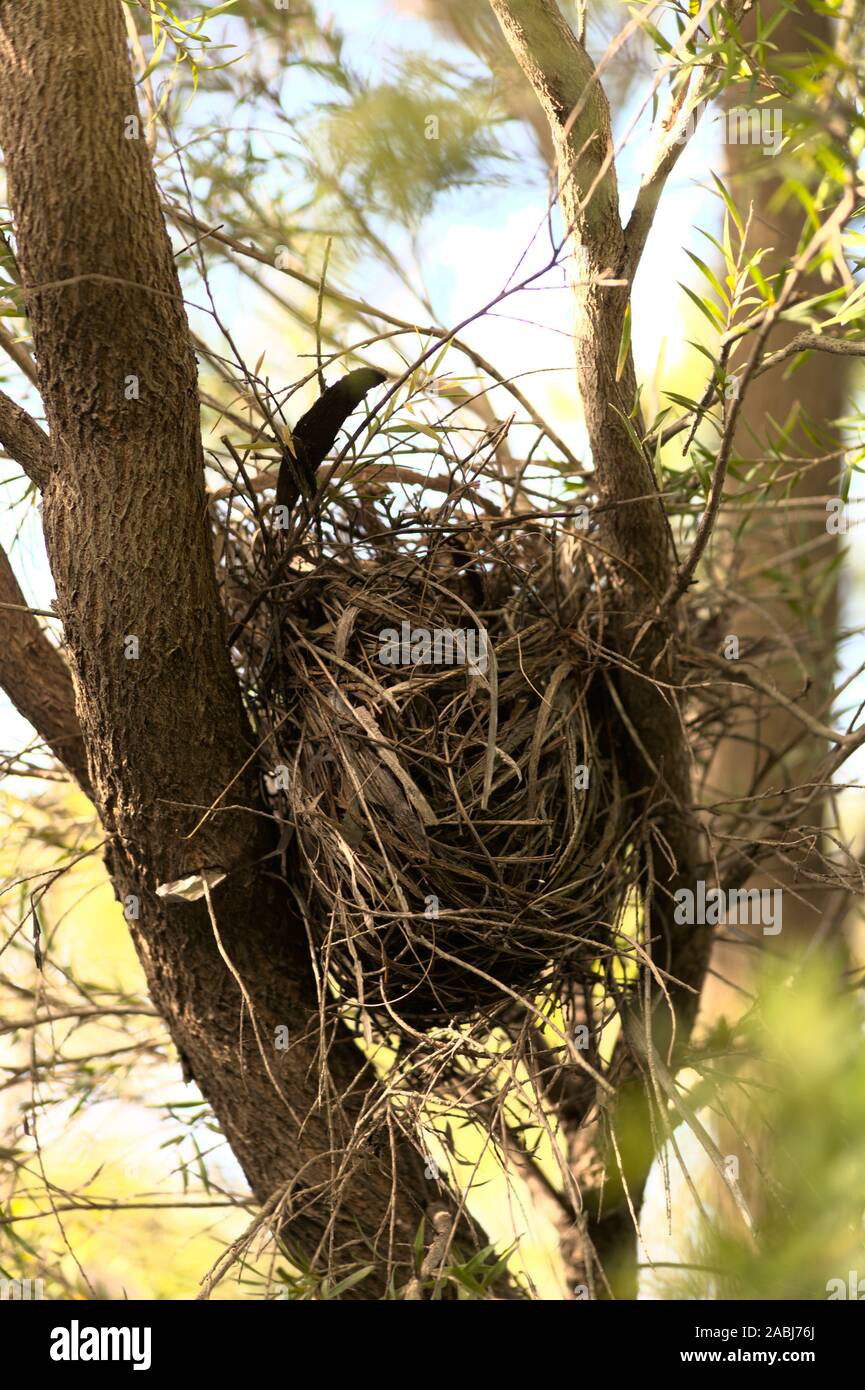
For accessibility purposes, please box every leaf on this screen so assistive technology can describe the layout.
[710,172,744,238]
[615,301,632,383]
[823,279,865,327]
[326,1265,376,1298]
[637,16,674,54]
[679,281,725,331]
[138,30,168,84]
[685,250,730,309]
[414,1215,426,1266]
[653,427,664,488]
[609,403,649,462]
[748,257,774,304]
[201,0,239,16]
[687,338,721,368]
[663,389,701,411]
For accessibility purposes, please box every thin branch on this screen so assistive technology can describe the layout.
[647,331,865,453]
[0,387,50,487]
[624,1,748,280]
[661,189,856,611]
[0,321,39,386]
[0,543,90,794]
[163,203,582,471]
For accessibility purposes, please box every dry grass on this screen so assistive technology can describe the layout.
[225,464,636,1034]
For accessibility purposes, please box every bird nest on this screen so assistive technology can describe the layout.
[243,513,637,1029]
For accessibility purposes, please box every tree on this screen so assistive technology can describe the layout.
[0,0,443,1301]
[1,0,863,1300]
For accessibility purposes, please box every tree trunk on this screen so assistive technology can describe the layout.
[0,0,466,1298]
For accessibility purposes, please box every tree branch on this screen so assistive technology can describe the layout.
[165,202,582,471]
[623,1,747,281]
[0,0,467,1296]
[0,543,90,794]
[489,0,705,1298]
[490,0,668,590]
[0,320,39,385]
[0,387,50,487]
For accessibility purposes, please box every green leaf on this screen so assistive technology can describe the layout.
[609,403,648,461]
[414,1215,426,1266]
[201,0,239,17]
[664,389,701,411]
[326,1265,376,1298]
[637,17,674,55]
[710,172,744,239]
[615,302,632,384]
[138,30,167,84]
[685,251,730,309]
[679,282,725,331]
[748,257,774,304]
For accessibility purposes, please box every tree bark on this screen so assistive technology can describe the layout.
[0,542,91,794]
[0,0,463,1297]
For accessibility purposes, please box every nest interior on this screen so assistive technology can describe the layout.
[243,514,638,1029]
